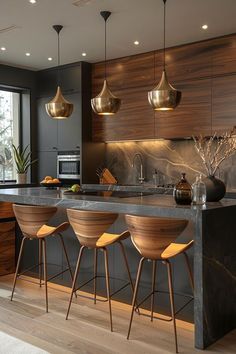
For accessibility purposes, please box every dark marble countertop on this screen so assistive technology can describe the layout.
[0,187,236,221]
[0,183,36,189]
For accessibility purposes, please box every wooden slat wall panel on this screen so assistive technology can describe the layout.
[155,79,212,139]
[0,221,15,275]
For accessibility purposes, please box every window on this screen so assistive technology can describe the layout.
[0,90,20,182]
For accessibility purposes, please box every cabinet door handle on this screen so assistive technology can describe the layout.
[52,147,58,150]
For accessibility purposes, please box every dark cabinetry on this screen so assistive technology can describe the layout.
[37,61,104,183]
[37,151,57,182]
[37,64,82,97]
[37,93,82,152]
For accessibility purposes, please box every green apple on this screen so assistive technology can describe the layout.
[70,184,80,193]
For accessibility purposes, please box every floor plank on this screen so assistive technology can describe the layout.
[0,275,235,354]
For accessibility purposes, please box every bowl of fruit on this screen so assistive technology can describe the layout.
[40,176,62,189]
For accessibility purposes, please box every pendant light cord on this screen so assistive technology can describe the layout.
[163,0,167,71]
[104,18,107,81]
[57,31,60,86]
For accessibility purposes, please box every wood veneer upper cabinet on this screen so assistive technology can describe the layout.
[212,75,236,133]
[155,79,212,139]
[93,85,155,142]
[92,53,155,141]
[92,52,155,92]
[153,40,212,84]
[212,35,236,76]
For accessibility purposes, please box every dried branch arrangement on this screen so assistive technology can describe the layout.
[193,130,236,176]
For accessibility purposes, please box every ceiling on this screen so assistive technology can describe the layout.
[0,0,235,71]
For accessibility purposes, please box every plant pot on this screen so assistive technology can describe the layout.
[204,175,226,202]
[17,173,27,184]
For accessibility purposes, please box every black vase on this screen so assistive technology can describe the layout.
[174,173,192,205]
[204,175,226,202]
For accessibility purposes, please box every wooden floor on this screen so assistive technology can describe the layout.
[0,275,235,354]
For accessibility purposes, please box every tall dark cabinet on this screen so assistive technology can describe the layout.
[37,61,105,183]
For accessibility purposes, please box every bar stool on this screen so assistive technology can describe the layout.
[66,209,135,332]
[125,214,194,353]
[11,204,74,313]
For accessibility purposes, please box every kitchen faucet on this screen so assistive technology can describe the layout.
[132,153,145,184]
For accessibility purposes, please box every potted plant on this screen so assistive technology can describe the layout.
[193,130,236,201]
[12,144,37,184]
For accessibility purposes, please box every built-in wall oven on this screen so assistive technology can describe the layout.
[57,152,80,180]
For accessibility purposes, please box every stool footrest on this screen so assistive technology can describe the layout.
[134,289,194,321]
[74,274,130,303]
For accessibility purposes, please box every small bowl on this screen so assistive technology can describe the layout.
[40,182,62,189]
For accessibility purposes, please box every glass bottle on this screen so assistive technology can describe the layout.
[153,169,158,187]
[192,174,206,205]
[173,173,192,205]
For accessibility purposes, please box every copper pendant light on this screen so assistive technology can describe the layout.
[148,0,181,111]
[46,25,73,119]
[91,11,121,116]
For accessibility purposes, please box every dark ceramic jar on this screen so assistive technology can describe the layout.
[173,173,192,205]
[204,175,226,202]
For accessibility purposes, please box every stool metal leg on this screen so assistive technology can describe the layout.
[118,241,134,291]
[103,247,113,332]
[11,236,27,301]
[127,257,145,340]
[39,239,42,287]
[94,248,98,304]
[151,260,157,322]
[183,252,194,292]
[166,260,178,353]
[66,245,86,320]
[58,233,74,283]
[42,238,48,313]
[118,241,140,315]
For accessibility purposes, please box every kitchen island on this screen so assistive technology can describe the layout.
[0,187,235,350]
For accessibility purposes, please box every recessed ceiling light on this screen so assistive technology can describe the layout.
[1,47,6,51]
[48,57,52,61]
[29,0,37,4]
[202,24,208,30]
[134,40,139,45]
[82,52,87,57]
[25,52,31,56]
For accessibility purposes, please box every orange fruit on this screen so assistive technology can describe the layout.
[45,176,52,181]
[52,178,60,183]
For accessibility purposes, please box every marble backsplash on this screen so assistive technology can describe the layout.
[105,140,236,191]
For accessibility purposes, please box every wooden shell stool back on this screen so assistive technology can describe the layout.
[67,209,117,247]
[11,204,74,313]
[125,214,194,353]
[66,209,135,332]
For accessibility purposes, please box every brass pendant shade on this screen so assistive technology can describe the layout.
[45,86,73,119]
[46,25,73,119]
[91,11,121,116]
[148,70,181,111]
[148,0,181,111]
[91,79,121,115]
